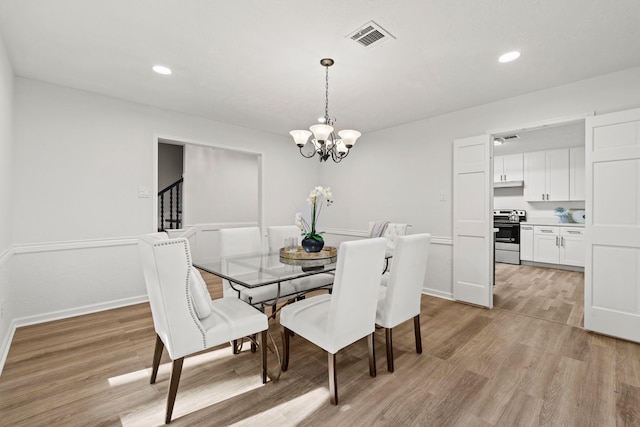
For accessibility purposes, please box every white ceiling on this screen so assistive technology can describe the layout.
[1,0,639,136]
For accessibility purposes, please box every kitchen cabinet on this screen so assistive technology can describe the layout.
[520,224,534,261]
[533,226,560,263]
[569,146,585,201]
[559,227,585,267]
[533,225,584,267]
[494,153,523,183]
[524,149,570,201]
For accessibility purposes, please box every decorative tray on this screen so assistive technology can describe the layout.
[279,246,337,267]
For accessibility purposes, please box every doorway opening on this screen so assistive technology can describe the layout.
[491,119,586,327]
[155,137,264,234]
[158,142,184,231]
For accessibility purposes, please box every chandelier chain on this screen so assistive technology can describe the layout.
[324,66,330,123]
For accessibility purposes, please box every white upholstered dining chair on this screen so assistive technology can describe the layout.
[375,233,431,372]
[368,222,411,278]
[266,225,300,252]
[139,233,268,424]
[280,237,387,405]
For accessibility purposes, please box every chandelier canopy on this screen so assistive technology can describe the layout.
[290,58,361,163]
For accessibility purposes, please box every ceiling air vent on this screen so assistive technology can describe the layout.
[346,20,395,48]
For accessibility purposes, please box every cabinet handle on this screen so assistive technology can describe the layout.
[566,230,581,234]
[561,236,565,247]
[522,226,532,230]
[542,193,545,200]
[541,229,554,233]
[546,193,549,200]
[556,236,559,246]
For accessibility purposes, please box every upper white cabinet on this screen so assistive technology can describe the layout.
[524,148,570,201]
[494,153,523,183]
[569,146,585,201]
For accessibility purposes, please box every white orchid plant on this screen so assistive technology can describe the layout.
[295,186,333,242]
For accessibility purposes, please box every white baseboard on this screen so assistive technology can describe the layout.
[422,287,454,300]
[13,294,149,328]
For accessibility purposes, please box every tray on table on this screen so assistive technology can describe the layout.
[279,246,337,268]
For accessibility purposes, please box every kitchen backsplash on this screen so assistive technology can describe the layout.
[494,186,585,222]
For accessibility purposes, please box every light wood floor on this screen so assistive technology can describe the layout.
[1,266,639,426]
[494,262,585,327]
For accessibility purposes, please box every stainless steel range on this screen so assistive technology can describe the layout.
[494,209,526,265]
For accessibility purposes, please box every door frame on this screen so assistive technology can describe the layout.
[152,134,265,234]
[485,112,593,305]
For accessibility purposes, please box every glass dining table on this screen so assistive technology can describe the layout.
[193,245,392,313]
[193,246,339,313]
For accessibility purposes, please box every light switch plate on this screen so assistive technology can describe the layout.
[138,186,150,198]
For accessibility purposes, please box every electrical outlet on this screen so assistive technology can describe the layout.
[439,191,447,202]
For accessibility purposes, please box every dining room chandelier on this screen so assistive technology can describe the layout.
[289,58,361,163]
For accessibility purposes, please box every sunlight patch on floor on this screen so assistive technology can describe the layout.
[108,345,253,387]
[228,387,327,426]
[111,345,268,426]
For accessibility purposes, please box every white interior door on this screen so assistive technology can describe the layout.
[585,108,640,343]
[453,135,493,308]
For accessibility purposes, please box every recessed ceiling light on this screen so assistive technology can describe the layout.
[498,51,521,63]
[152,65,172,75]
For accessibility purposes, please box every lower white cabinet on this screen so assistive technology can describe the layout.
[559,227,585,267]
[520,224,534,261]
[532,225,584,267]
[533,226,560,263]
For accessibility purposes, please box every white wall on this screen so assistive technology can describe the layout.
[0,31,14,368]
[0,32,13,252]
[183,144,258,225]
[320,66,640,299]
[9,78,320,326]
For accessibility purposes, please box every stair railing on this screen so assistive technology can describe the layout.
[158,177,183,231]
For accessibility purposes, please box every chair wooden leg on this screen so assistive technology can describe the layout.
[232,339,239,354]
[368,332,377,377]
[251,334,257,353]
[165,358,184,424]
[261,330,268,383]
[151,334,164,384]
[385,327,394,373]
[414,314,422,354]
[282,327,290,371]
[328,352,338,405]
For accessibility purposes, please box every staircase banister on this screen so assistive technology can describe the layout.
[158,177,184,197]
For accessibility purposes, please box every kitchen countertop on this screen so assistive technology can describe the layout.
[520,220,584,227]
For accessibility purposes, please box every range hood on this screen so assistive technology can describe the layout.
[494,180,524,188]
